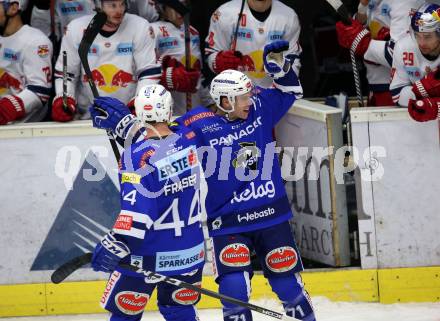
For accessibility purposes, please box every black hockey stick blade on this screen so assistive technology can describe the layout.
[51,252,92,284]
[78,11,107,98]
[325,0,352,25]
[77,11,121,161]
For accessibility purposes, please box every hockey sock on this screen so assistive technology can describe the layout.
[268,274,316,321]
[218,271,253,321]
[158,304,199,321]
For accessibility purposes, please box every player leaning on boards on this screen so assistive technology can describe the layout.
[51,0,161,122]
[205,0,301,88]
[388,3,440,122]
[90,40,316,321]
[0,0,52,125]
[335,0,424,106]
[91,84,207,321]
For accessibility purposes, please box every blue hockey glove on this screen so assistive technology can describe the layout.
[89,96,137,139]
[91,232,130,273]
[264,40,303,97]
[263,40,290,79]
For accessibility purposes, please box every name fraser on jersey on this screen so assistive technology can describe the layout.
[209,117,262,147]
[164,173,197,196]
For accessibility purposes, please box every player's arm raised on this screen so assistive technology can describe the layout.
[260,40,302,125]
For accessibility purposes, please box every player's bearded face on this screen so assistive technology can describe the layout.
[164,6,183,28]
[415,31,440,56]
[102,0,126,30]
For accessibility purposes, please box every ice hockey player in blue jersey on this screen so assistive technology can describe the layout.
[90,40,316,321]
[90,84,206,321]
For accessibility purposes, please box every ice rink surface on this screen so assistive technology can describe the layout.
[2,297,439,321]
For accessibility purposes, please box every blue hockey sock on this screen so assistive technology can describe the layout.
[218,271,253,321]
[268,274,316,321]
[158,304,199,321]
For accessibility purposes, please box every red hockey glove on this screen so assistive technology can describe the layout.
[160,55,200,93]
[0,95,25,125]
[336,18,371,57]
[412,69,440,99]
[213,50,244,73]
[52,95,76,122]
[408,98,440,122]
[240,54,256,72]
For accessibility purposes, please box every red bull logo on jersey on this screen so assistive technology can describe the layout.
[219,243,251,267]
[37,45,49,58]
[172,283,201,305]
[115,291,149,315]
[0,69,22,95]
[265,246,298,273]
[156,146,198,181]
[84,64,135,94]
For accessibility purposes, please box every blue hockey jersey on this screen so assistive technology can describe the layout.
[172,87,296,236]
[114,129,207,276]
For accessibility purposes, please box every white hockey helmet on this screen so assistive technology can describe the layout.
[210,69,253,113]
[411,3,440,34]
[0,0,28,11]
[135,84,173,124]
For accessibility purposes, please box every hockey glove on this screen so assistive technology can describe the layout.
[408,98,440,122]
[161,56,200,93]
[52,95,76,122]
[91,232,130,273]
[412,69,440,99]
[264,40,303,97]
[90,96,137,139]
[336,18,371,57]
[263,40,290,79]
[0,95,25,125]
[213,50,244,73]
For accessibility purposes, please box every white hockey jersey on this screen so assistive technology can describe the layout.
[205,0,301,88]
[31,0,95,39]
[0,25,52,114]
[150,20,212,115]
[54,13,161,114]
[389,33,440,106]
[363,0,424,90]
[31,0,158,41]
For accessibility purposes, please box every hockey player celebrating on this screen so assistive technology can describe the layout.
[390,3,440,122]
[90,40,315,321]
[151,0,211,115]
[51,0,161,122]
[0,0,53,125]
[90,84,206,321]
[205,0,302,88]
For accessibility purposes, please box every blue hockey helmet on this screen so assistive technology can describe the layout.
[411,3,440,33]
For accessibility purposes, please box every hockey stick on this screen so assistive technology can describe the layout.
[51,252,92,284]
[78,12,121,161]
[231,0,246,52]
[326,0,364,107]
[183,11,192,111]
[51,253,298,321]
[62,51,69,112]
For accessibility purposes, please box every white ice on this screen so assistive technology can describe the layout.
[2,297,440,321]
